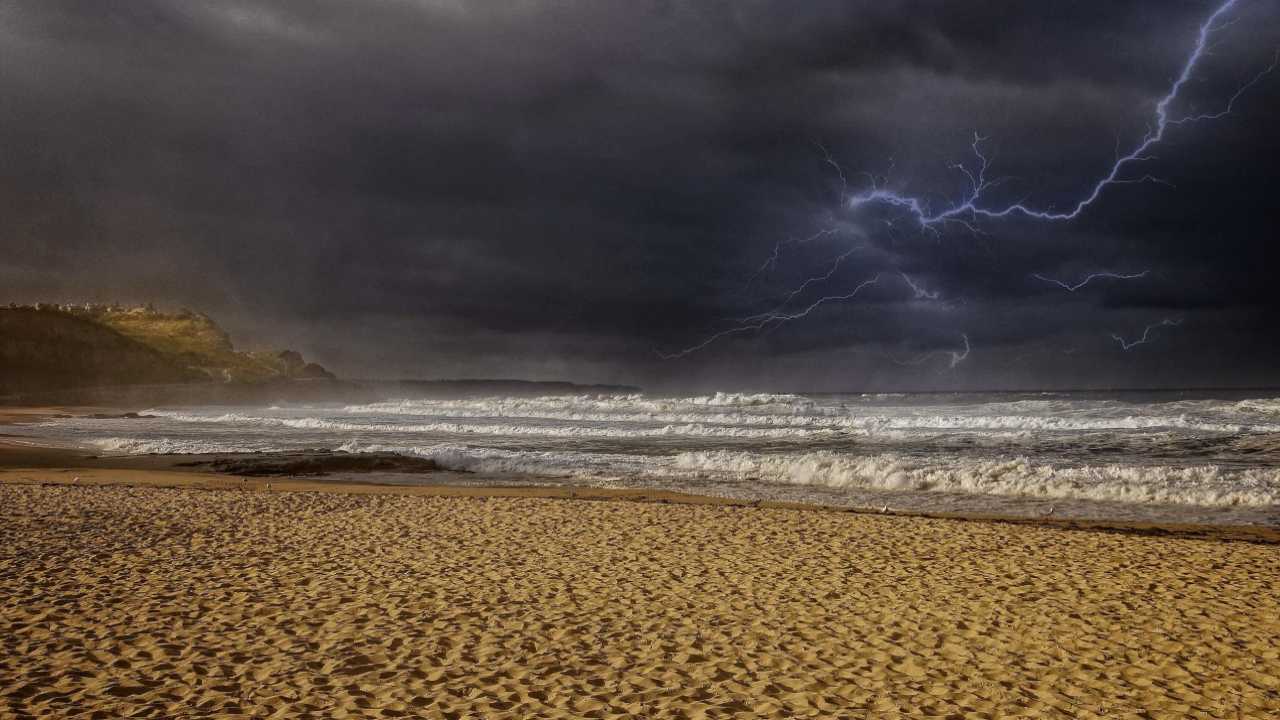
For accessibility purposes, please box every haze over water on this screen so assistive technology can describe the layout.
[31,389,1280,527]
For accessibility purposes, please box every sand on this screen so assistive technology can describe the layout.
[2,475,1279,719]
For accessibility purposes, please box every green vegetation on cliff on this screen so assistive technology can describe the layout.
[0,304,332,394]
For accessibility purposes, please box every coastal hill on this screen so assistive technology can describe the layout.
[1,303,641,403]
[0,303,333,394]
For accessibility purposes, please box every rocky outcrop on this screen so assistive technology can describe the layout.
[0,307,203,392]
[0,304,334,393]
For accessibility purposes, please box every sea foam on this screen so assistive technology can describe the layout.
[36,390,1280,513]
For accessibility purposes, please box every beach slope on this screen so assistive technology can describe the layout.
[1,479,1277,719]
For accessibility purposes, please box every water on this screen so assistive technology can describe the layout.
[24,390,1280,526]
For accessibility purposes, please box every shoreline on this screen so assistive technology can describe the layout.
[5,406,1278,545]
[4,454,1277,546]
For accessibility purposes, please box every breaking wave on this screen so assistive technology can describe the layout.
[673,450,1280,507]
[139,410,851,439]
[153,401,1280,436]
[86,436,1280,507]
[28,389,1280,518]
[90,436,285,455]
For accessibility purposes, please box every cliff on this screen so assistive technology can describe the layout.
[0,304,333,394]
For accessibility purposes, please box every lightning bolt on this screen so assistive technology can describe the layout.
[658,275,881,360]
[892,333,971,368]
[847,131,994,234]
[899,272,941,300]
[663,0,1272,361]
[845,0,1273,228]
[1032,270,1150,292]
[816,140,848,201]
[675,243,947,360]
[742,227,842,292]
[1111,318,1182,350]
[739,246,865,323]
[949,333,971,368]
[1168,47,1279,125]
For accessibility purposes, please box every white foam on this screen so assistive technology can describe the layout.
[138,409,851,439]
[673,450,1280,507]
[1235,398,1280,415]
[89,434,1280,507]
[41,392,1280,511]
[89,437,285,455]
[342,394,829,421]
[335,399,1273,434]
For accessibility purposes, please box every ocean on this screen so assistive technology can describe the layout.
[26,389,1280,526]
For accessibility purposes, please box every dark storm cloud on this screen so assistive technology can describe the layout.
[2,0,1278,389]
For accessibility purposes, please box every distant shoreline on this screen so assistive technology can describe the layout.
[0,377,642,408]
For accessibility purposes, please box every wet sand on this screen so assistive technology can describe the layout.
[2,468,1279,719]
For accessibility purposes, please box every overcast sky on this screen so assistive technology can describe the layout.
[3,1,1278,391]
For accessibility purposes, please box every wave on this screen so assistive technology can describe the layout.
[137,410,853,439]
[90,437,288,455]
[88,435,1280,507]
[682,392,814,407]
[342,394,829,420]
[673,450,1280,507]
[327,397,1269,430]
[1235,398,1280,415]
[46,392,1280,515]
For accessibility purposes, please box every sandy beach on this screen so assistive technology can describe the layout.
[2,470,1278,719]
